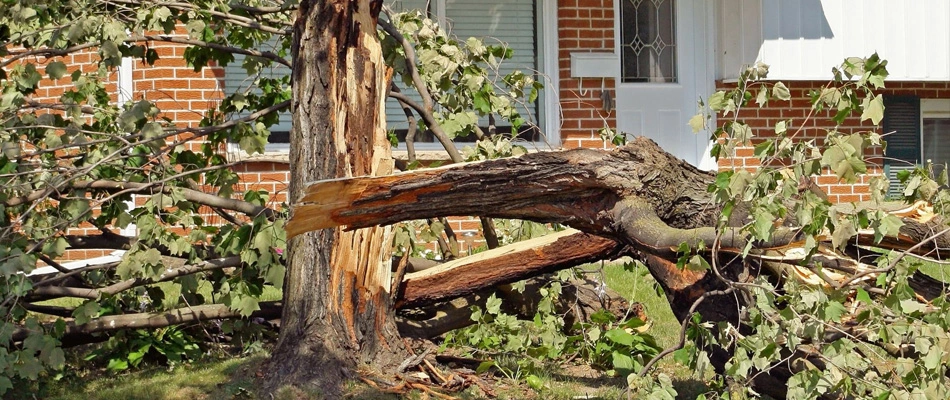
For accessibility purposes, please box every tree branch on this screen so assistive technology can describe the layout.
[12,301,282,342]
[6,180,275,220]
[30,256,242,300]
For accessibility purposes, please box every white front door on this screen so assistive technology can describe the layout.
[614,0,716,170]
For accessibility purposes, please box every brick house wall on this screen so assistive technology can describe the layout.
[716,80,950,203]
[557,0,617,150]
[12,6,950,261]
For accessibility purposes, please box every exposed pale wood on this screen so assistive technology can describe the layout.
[264,0,403,395]
[396,229,621,308]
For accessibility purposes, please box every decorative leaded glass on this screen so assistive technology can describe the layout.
[620,0,676,83]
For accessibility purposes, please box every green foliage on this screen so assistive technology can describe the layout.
[665,53,950,399]
[568,309,660,376]
[443,269,661,386]
[0,1,294,392]
[84,327,201,372]
[383,10,543,139]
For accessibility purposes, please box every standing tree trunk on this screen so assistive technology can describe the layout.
[264,0,403,395]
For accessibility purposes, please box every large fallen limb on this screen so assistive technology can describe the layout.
[396,229,621,308]
[289,138,950,259]
[287,137,719,239]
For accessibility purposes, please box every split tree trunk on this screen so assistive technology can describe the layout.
[264,0,404,395]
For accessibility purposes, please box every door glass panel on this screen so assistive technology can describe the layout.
[620,0,676,83]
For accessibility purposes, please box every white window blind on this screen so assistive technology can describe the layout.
[223,39,292,142]
[385,0,540,141]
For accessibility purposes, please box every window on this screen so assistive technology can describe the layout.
[922,100,950,177]
[386,0,546,146]
[224,38,292,151]
[883,96,950,197]
[620,0,676,83]
[224,0,552,153]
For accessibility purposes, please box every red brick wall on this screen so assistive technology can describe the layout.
[715,80,950,203]
[557,0,617,149]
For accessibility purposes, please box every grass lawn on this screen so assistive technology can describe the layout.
[22,259,703,400]
[8,353,268,400]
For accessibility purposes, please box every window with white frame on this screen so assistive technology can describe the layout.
[883,96,950,196]
[387,0,547,146]
[224,0,551,154]
[922,99,950,177]
[223,38,292,152]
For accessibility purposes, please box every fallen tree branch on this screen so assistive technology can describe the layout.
[397,229,621,308]
[30,256,242,300]
[13,301,282,342]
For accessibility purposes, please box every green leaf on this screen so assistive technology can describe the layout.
[15,356,44,379]
[708,91,727,111]
[855,288,872,305]
[46,61,67,80]
[830,219,857,250]
[820,301,846,322]
[873,214,904,243]
[0,376,12,394]
[687,255,709,272]
[860,94,884,125]
[604,328,636,346]
[264,264,285,288]
[72,301,101,325]
[525,375,543,391]
[772,81,791,101]
[106,358,129,371]
[755,87,769,106]
[100,40,121,60]
[899,299,927,314]
[476,361,495,374]
[688,113,705,133]
[611,351,635,374]
[46,347,65,370]
[751,208,774,240]
[673,346,695,365]
[238,296,260,318]
[485,294,502,315]
[731,122,752,143]
[41,237,69,258]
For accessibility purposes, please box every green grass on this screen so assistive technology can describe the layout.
[599,259,681,348]
[7,353,267,400]
[28,258,703,400]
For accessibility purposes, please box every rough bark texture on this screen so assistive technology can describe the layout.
[264,0,403,396]
[289,137,950,326]
[287,138,750,322]
[287,140,720,238]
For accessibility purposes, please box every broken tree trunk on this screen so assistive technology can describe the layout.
[263,0,404,396]
[288,137,950,323]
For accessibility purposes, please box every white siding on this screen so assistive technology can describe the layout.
[718,0,950,81]
[223,39,292,133]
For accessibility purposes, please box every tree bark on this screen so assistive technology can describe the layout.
[288,137,950,324]
[264,0,404,396]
